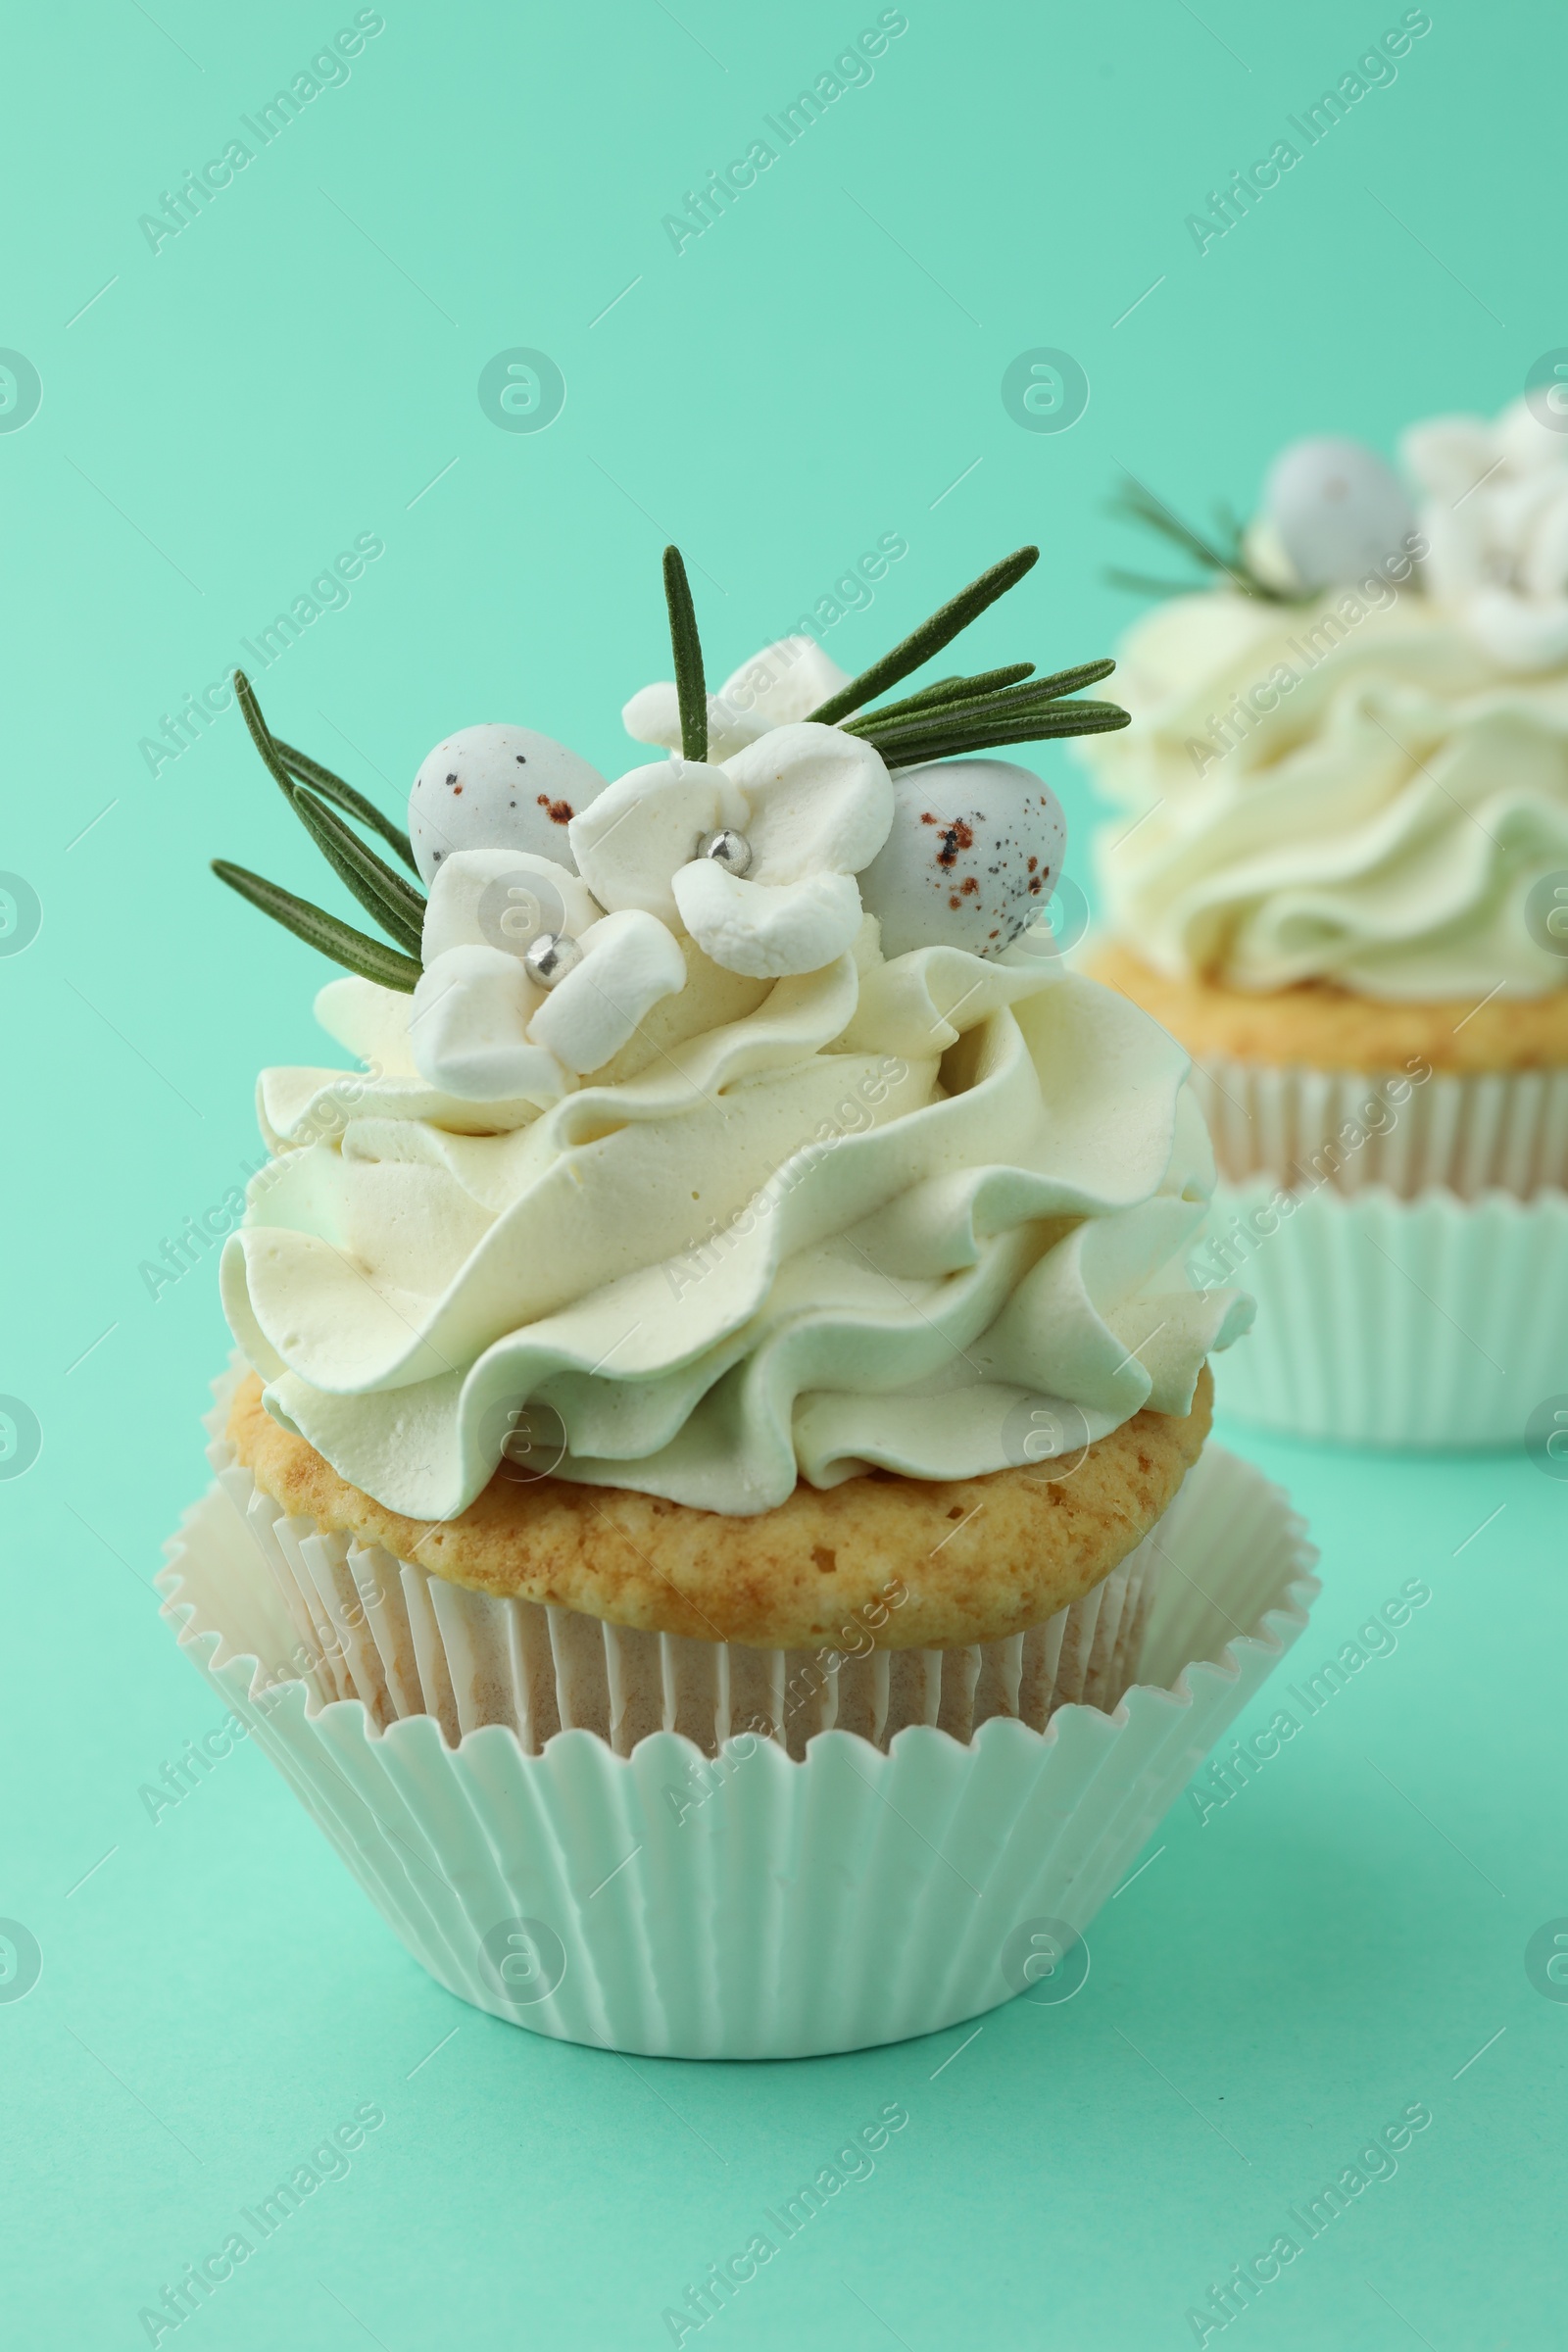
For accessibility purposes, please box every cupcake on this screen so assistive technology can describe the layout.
[161,542,1315,2058]
[1077,404,1568,1446]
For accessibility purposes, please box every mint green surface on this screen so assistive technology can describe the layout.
[2,1,1563,2343]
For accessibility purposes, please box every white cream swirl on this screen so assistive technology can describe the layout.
[1081,588,1568,999]
[220,924,1249,1519]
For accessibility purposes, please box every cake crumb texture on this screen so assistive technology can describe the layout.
[229,1366,1214,1650]
[1087,941,1568,1073]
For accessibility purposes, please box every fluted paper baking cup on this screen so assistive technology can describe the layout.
[202,1446,1164,1760]
[1188,1056,1568,1201]
[1205,1176,1568,1446]
[157,1431,1316,2059]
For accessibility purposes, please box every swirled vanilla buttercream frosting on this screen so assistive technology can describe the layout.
[1083,400,1568,1001]
[213,541,1249,1518]
[221,935,1248,1518]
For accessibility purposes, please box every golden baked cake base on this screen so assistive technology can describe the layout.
[229,1365,1213,1653]
[1087,941,1568,1074]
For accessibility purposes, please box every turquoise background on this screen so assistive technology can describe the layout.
[2,0,1564,2343]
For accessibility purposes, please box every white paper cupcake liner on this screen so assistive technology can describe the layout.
[1203,1175,1568,1447]
[200,1430,1166,1761]
[157,1399,1317,2059]
[1188,1055,1568,1201]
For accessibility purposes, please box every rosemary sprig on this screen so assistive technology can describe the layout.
[662,546,708,763]
[991,656,1114,705]
[1105,568,1218,601]
[864,663,1036,725]
[212,862,423,992]
[234,667,306,797]
[1106,473,1299,605]
[846,658,1125,767]
[800,546,1128,760]
[808,547,1040,723]
[851,681,1105,750]
[855,698,1129,770]
[273,739,417,874]
[212,539,1129,988]
[220,669,428,985]
[289,787,426,956]
[235,674,421,876]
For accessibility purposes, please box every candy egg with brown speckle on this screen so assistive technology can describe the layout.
[409,725,608,886]
[857,759,1066,959]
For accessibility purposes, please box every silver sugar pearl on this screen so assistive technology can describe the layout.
[522,931,583,989]
[696,827,752,877]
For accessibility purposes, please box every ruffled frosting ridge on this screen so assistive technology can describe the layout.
[1082,594,1568,1000]
[222,930,1249,1518]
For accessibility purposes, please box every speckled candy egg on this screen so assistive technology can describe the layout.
[1263,437,1418,591]
[857,760,1066,960]
[409,725,608,886]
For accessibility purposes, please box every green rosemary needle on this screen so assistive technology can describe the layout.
[233,668,301,796]
[220,669,428,975]
[288,788,426,956]
[808,547,1041,724]
[235,672,422,881]
[857,700,1129,770]
[863,664,1037,726]
[847,660,1126,765]
[1106,475,1299,605]
[662,546,708,763]
[212,862,423,991]
[273,739,418,874]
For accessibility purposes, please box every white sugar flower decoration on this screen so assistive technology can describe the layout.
[1404,396,1568,670]
[409,849,685,1103]
[568,723,895,980]
[623,632,856,762]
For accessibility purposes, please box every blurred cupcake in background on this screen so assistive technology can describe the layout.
[1075,400,1568,1446]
